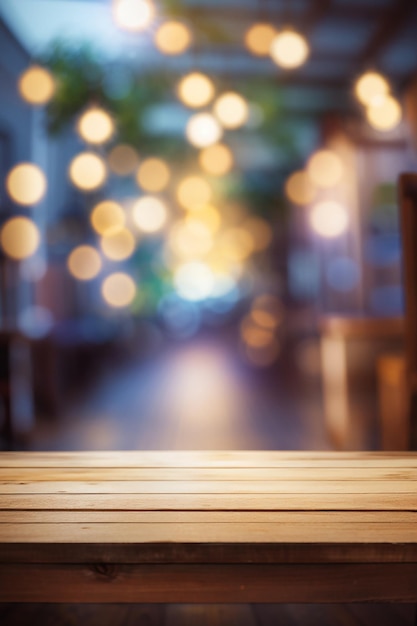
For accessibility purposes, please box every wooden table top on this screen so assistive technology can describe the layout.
[1,451,417,565]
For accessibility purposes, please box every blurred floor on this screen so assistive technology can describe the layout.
[28,335,333,451]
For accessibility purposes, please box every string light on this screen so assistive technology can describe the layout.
[132,196,168,233]
[186,113,222,148]
[310,201,349,238]
[307,150,343,188]
[177,72,215,108]
[285,170,316,205]
[270,30,309,69]
[102,272,136,307]
[199,143,234,176]
[91,200,125,236]
[155,21,192,55]
[18,65,55,105]
[366,95,402,131]
[354,71,389,106]
[6,163,47,206]
[1,217,40,260]
[136,157,171,192]
[112,0,154,32]
[77,107,115,145]
[108,144,139,176]
[177,176,212,211]
[100,228,135,261]
[244,23,276,56]
[67,245,102,281]
[69,152,107,192]
[213,92,249,129]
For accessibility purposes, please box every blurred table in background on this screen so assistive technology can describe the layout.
[320,316,404,449]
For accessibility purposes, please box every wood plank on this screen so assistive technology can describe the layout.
[1,510,415,524]
[1,521,417,544]
[1,451,417,468]
[1,479,416,494]
[2,466,417,481]
[1,492,416,509]
[1,563,416,603]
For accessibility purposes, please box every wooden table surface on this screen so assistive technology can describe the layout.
[1,451,417,603]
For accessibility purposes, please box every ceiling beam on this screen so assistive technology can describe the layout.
[358,0,417,66]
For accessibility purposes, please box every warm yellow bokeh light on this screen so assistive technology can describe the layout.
[136,157,171,192]
[193,204,221,232]
[108,144,139,176]
[354,71,389,106]
[18,65,55,105]
[285,170,316,205]
[102,272,136,308]
[244,23,276,56]
[155,21,192,55]
[69,152,107,192]
[67,245,102,281]
[6,163,47,206]
[213,92,249,129]
[91,200,125,236]
[1,217,40,260]
[199,143,234,176]
[307,150,344,189]
[310,200,349,238]
[177,72,215,108]
[244,217,273,251]
[251,308,280,330]
[100,228,135,261]
[132,196,168,233]
[270,30,309,69]
[77,107,115,145]
[241,318,275,348]
[186,113,223,148]
[177,176,212,210]
[219,227,254,261]
[112,0,154,32]
[366,95,402,131]
[169,218,213,259]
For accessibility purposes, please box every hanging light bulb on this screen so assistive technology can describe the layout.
[366,95,402,131]
[213,92,249,129]
[354,71,389,106]
[307,150,344,189]
[69,152,107,192]
[6,163,47,206]
[199,143,234,176]
[112,0,154,32]
[77,107,115,145]
[18,65,55,105]
[310,201,349,238]
[155,21,192,55]
[244,23,276,56]
[186,113,222,148]
[270,30,309,69]
[177,72,215,108]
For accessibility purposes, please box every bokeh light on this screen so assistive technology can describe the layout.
[307,150,344,188]
[169,218,213,259]
[6,163,47,206]
[136,157,171,192]
[132,196,168,233]
[108,144,139,176]
[67,245,102,281]
[199,143,234,176]
[91,200,125,236]
[102,272,136,307]
[186,112,223,148]
[174,261,214,301]
[366,95,402,131]
[77,107,115,145]
[155,21,192,55]
[354,71,389,106]
[285,170,316,205]
[100,228,136,260]
[112,0,154,32]
[177,72,215,108]
[193,204,221,232]
[244,23,276,56]
[270,30,309,69]
[1,217,40,260]
[310,200,349,238]
[213,92,249,129]
[18,65,55,105]
[69,152,107,191]
[218,227,254,261]
[177,176,212,210]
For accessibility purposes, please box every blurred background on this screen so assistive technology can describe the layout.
[0,0,416,452]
